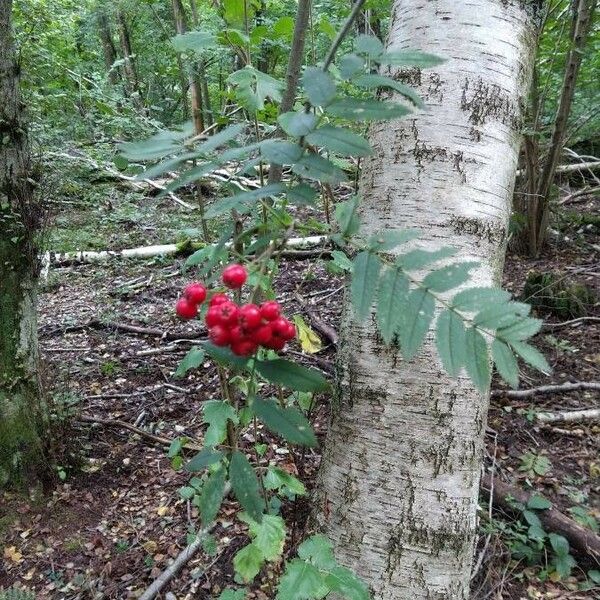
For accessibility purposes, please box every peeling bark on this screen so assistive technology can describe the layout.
[314,2,540,598]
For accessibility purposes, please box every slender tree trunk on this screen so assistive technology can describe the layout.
[189,0,213,127]
[172,0,204,134]
[530,0,596,255]
[116,8,143,107]
[0,0,48,488]
[314,2,540,598]
[96,10,120,85]
[268,0,312,185]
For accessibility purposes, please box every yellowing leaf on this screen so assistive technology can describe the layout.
[157,506,170,516]
[143,540,158,553]
[293,315,322,354]
[4,546,23,563]
[590,462,600,479]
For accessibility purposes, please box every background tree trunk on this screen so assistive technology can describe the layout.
[0,0,48,488]
[116,8,143,107]
[96,9,120,86]
[314,2,541,598]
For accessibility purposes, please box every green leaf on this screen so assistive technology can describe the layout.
[368,228,421,251]
[198,467,226,524]
[260,141,304,165]
[205,184,286,218]
[377,268,408,343]
[523,509,542,528]
[330,250,354,272]
[527,495,552,510]
[549,533,570,557]
[302,67,337,107]
[204,342,250,369]
[510,341,551,374]
[334,196,360,236]
[339,53,365,78]
[297,535,337,570]
[286,183,318,206]
[160,161,218,194]
[355,34,384,58]
[185,447,224,472]
[305,126,372,157]
[246,513,286,561]
[175,346,205,378]
[228,66,284,112]
[325,566,370,600]
[179,486,196,500]
[422,262,479,292]
[292,153,347,184]
[264,467,306,496]
[273,16,294,39]
[256,359,329,392]
[587,570,600,584]
[168,437,184,458]
[326,98,411,121]
[278,111,318,137]
[253,397,317,447]
[351,251,382,322]
[137,152,196,181]
[473,302,530,330]
[497,317,543,342]
[276,559,329,600]
[492,339,519,389]
[171,31,216,53]
[436,309,466,377]
[233,542,264,583]
[397,288,435,359]
[397,247,457,270]
[378,50,445,68]
[218,590,246,600]
[464,327,490,392]
[230,451,264,523]
[195,123,246,156]
[353,74,424,108]
[203,400,239,447]
[119,126,192,161]
[451,287,512,311]
[553,553,576,579]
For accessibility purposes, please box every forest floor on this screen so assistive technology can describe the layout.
[0,171,599,599]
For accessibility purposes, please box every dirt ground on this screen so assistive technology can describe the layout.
[1,189,598,599]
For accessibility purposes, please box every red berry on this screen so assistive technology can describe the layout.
[209,325,230,347]
[265,336,286,351]
[283,322,296,341]
[175,297,198,320]
[228,325,244,344]
[205,306,222,327]
[272,317,292,337]
[252,323,273,346]
[260,301,281,321]
[239,304,262,330]
[184,283,207,305]
[216,301,239,325]
[222,264,247,289]
[209,293,229,307]
[231,339,258,356]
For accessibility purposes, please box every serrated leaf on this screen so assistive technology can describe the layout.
[185,447,224,472]
[218,590,246,600]
[119,125,192,161]
[378,50,445,68]
[473,302,530,329]
[326,98,411,121]
[228,66,283,112]
[353,74,424,108]
[355,34,384,58]
[510,341,551,374]
[325,566,370,600]
[168,437,184,458]
[330,250,354,272]
[523,509,542,528]
[203,400,239,447]
[397,246,457,270]
[549,533,570,557]
[205,183,286,218]
[334,196,360,236]
[397,288,435,359]
[376,268,408,343]
[351,251,382,322]
[527,495,552,510]
[195,123,246,156]
[297,535,337,570]
[303,67,337,106]
[492,339,519,389]
[204,342,250,369]
[171,30,216,53]
[464,327,490,392]
[278,111,318,137]
[230,451,264,522]
[497,317,543,342]
[339,53,365,78]
[260,140,304,164]
[369,228,421,251]
[179,486,196,500]
[253,397,317,447]
[436,309,466,377]
[423,262,479,292]
[451,287,512,311]
[159,161,219,194]
[276,559,329,600]
[175,346,205,378]
[246,513,286,561]
[264,466,306,495]
[137,152,196,181]
[292,153,347,184]
[233,542,264,583]
[255,358,329,392]
[305,125,372,157]
[199,467,226,524]
[286,183,317,206]
[293,315,323,354]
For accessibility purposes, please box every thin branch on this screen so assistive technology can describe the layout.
[491,381,600,399]
[323,0,368,70]
[536,408,600,423]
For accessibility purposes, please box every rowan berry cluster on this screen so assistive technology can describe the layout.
[175,264,296,356]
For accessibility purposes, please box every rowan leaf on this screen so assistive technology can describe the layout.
[397,288,435,359]
[464,327,490,392]
[436,309,466,377]
[376,267,408,343]
[351,251,382,322]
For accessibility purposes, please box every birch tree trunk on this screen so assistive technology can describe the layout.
[314,2,541,598]
[0,0,47,488]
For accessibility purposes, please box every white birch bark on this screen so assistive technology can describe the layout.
[314,2,541,598]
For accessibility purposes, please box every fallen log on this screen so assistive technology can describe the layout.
[490,381,600,399]
[536,407,600,423]
[480,474,600,566]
